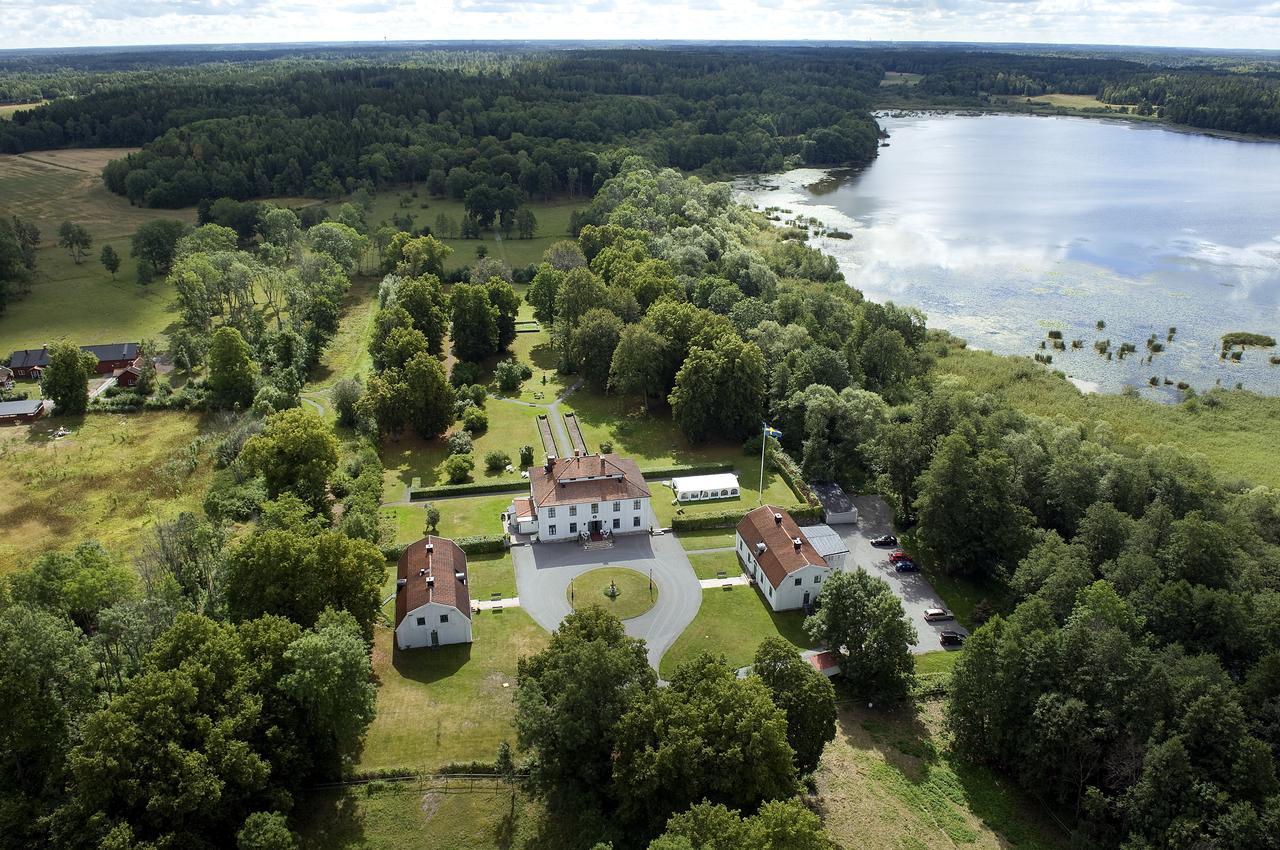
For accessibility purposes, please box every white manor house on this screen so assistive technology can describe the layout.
[505,452,656,542]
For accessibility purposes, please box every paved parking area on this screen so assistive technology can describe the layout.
[834,495,968,654]
[512,533,703,670]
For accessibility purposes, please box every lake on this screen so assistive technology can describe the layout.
[735,114,1280,397]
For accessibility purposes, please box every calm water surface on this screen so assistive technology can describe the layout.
[736,114,1280,397]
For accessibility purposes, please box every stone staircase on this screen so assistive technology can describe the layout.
[583,538,614,551]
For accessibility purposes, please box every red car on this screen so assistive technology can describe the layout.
[888,550,913,563]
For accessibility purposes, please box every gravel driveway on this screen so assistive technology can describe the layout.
[835,495,969,653]
[512,533,702,670]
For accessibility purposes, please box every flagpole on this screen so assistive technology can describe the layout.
[758,424,767,506]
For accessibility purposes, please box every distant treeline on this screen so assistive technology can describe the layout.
[875,48,1280,136]
[0,49,883,208]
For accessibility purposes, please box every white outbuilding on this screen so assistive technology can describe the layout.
[671,472,741,503]
[395,536,473,649]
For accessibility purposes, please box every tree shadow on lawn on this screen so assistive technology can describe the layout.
[835,702,940,784]
[294,788,367,850]
[390,642,473,686]
[951,753,1072,847]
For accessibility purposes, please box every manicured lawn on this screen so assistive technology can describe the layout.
[675,528,738,551]
[659,584,814,678]
[467,552,518,601]
[380,401,540,500]
[564,390,731,469]
[567,567,658,620]
[819,702,1068,850]
[915,650,962,677]
[505,329,575,405]
[688,550,741,580]
[650,460,799,527]
[358,608,549,773]
[0,411,224,573]
[383,493,517,544]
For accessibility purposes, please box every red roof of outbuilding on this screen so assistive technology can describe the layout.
[736,505,827,590]
[395,536,471,626]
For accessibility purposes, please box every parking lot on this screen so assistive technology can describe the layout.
[835,495,968,653]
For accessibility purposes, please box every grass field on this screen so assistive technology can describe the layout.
[659,584,813,678]
[687,550,740,580]
[935,347,1280,488]
[880,72,924,87]
[818,702,1067,850]
[362,189,581,273]
[358,609,548,773]
[567,567,657,620]
[675,528,738,551]
[380,401,540,500]
[0,101,49,119]
[383,492,517,544]
[0,149,196,352]
[0,411,222,573]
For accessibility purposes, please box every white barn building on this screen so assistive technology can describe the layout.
[395,536,473,649]
[671,472,740,503]
[735,505,832,612]
[525,452,655,542]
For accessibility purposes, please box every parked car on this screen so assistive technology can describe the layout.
[894,560,919,573]
[940,630,966,647]
[924,608,954,622]
[870,534,898,547]
[888,550,912,563]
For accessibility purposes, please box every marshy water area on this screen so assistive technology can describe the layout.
[735,113,1280,398]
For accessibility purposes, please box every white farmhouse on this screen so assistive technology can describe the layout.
[735,505,832,612]
[524,452,655,542]
[394,536,473,649]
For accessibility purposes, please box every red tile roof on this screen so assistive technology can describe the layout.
[736,505,828,589]
[528,452,649,508]
[807,650,842,677]
[395,536,471,626]
[512,497,534,519]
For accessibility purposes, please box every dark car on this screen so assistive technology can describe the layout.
[870,534,898,548]
[894,560,919,573]
[940,631,966,647]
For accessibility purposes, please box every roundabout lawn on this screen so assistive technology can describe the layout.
[567,567,658,620]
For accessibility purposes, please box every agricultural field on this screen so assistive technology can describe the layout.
[879,71,924,87]
[0,149,194,351]
[357,608,548,773]
[0,100,49,119]
[0,411,222,573]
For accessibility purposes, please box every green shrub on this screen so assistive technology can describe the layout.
[446,430,473,455]
[456,535,507,555]
[485,450,512,473]
[519,444,534,467]
[442,453,475,484]
[462,406,489,434]
[410,479,524,499]
[640,461,737,479]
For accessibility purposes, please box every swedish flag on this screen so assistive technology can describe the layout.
[762,423,782,439]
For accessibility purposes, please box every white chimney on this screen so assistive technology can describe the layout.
[773,513,783,525]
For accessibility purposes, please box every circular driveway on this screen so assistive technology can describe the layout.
[512,533,702,671]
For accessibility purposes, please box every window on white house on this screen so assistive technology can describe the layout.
[613,518,620,529]
[570,523,577,534]
[549,525,557,535]
[794,577,802,586]
[815,575,822,583]
[613,501,620,512]
[591,503,598,514]
[440,614,449,623]
[633,500,641,510]
[569,506,577,517]
[548,507,556,518]
[632,516,640,527]
[416,617,426,626]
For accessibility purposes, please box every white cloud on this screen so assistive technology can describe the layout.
[3,0,1280,48]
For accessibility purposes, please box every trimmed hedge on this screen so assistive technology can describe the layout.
[410,479,525,500]
[639,461,737,479]
[768,444,820,508]
[669,502,820,532]
[456,535,507,555]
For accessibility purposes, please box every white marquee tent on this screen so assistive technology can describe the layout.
[671,472,741,502]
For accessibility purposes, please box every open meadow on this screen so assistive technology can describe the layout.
[0,411,223,573]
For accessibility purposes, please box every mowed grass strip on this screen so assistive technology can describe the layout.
[658,584,813,678]
[359,608,549,773]
[818,702,1067,850]
[0,411,222,573]
[567,567,658,621]
[675,528,738,552]
[382,493,517,545]
[687,550,741,580]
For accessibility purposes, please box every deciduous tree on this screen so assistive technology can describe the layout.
[804,570,916,701]
[41,341,96,415]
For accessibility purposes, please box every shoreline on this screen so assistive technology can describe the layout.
[872,104,1280,146]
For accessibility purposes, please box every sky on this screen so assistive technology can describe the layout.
[5,0,1280,52]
